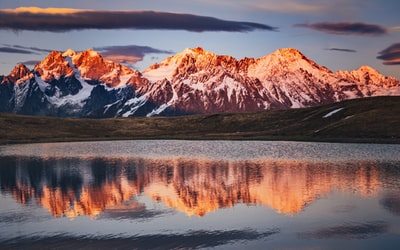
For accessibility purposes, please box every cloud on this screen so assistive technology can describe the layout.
[0,46,36,54]
[325,48,357,53]
[18,60,41,66]
[380,192,400,215]
[377,43,400,65]
[240,0,368,17]
[388,26,400,32]
[294,22,387,36]
[251,1,326,13]
[0,7,277,33]
[94,45,174,64]
[13,45,53,53]
[1,44,53,55]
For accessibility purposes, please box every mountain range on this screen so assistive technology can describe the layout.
[0,47,399,117]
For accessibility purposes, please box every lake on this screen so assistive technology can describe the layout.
[1,140,400,249]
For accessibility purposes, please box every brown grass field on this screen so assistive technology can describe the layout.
[1,96,399,144]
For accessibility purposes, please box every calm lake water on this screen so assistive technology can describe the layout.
[0,140,400,249]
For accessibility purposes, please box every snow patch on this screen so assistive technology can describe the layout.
[120,95,148,117]
[34,74,48,92]
[143,63,176,82]
[323,108,344,118]
[344,115,354,120]
[118,74,134,86]
[187,80,206,91]
[147,103,170,117]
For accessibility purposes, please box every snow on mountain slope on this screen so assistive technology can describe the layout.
[34,51,75,82]
[71,49,136,87]
[0,49,144,116]
[140,47,287,114]
[0,47,399,117]
[334,66,400,97]
[139,47,400,115]
[1,64,33,85]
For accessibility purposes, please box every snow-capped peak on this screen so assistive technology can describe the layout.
[34,51,74,81]
[67,49,136,87]
[9,64,31,79]
[62,49,77,57]
[272,48,304,59]
[357,65,380,75]
[1,63,33,85]
[143,47,223,82]
[181,47,213,56]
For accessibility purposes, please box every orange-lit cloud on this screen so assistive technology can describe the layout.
[294,22,387,36]
[0,7,277,32]
[94,45,174,65]
[3,6,81,14]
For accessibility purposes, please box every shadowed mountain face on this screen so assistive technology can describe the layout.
[0,47,399,117]
[1,156,399,217]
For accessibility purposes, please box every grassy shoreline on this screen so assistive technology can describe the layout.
[1,96,400,145]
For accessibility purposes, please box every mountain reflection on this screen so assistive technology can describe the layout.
[0,156,399,217]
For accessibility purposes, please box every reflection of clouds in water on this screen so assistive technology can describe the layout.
[99,200,173,221]
[380,192,400,216]
[332,205,356,214]
[1,228,279,249]
[298,221,388,239]
[0,212,32,224]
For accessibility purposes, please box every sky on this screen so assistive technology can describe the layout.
[0,0,399,79]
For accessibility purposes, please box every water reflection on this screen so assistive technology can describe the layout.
[1,228,279,250]
[1,156,399,218]
[299,221,388,239]
[380,192,400,216]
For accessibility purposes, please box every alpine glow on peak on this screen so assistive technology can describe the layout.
[0,47,399,117]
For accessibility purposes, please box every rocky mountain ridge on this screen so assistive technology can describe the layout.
[0,47,399,117]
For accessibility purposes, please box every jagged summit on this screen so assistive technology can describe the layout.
[1,64,32,85]
[357,65,380,74]
[62,48,77,57]
[34,51,74,81]
[143,47,235,82]
[9,64,31,79]
[66,48,135,86]
[182,47,210,55]
[272,48,304,58]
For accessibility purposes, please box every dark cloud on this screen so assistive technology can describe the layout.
[325,48,357,53]
[0,46,36,54]
[94,45,174,64]
[298,221,388,239]
[1,44,53,55]
[0,8,277,33]
[13,45,52,53]
[294,22,387,36]
[18,60,41,66]
[377,43,400,65]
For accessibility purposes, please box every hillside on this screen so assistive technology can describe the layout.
[0,96,399,144]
